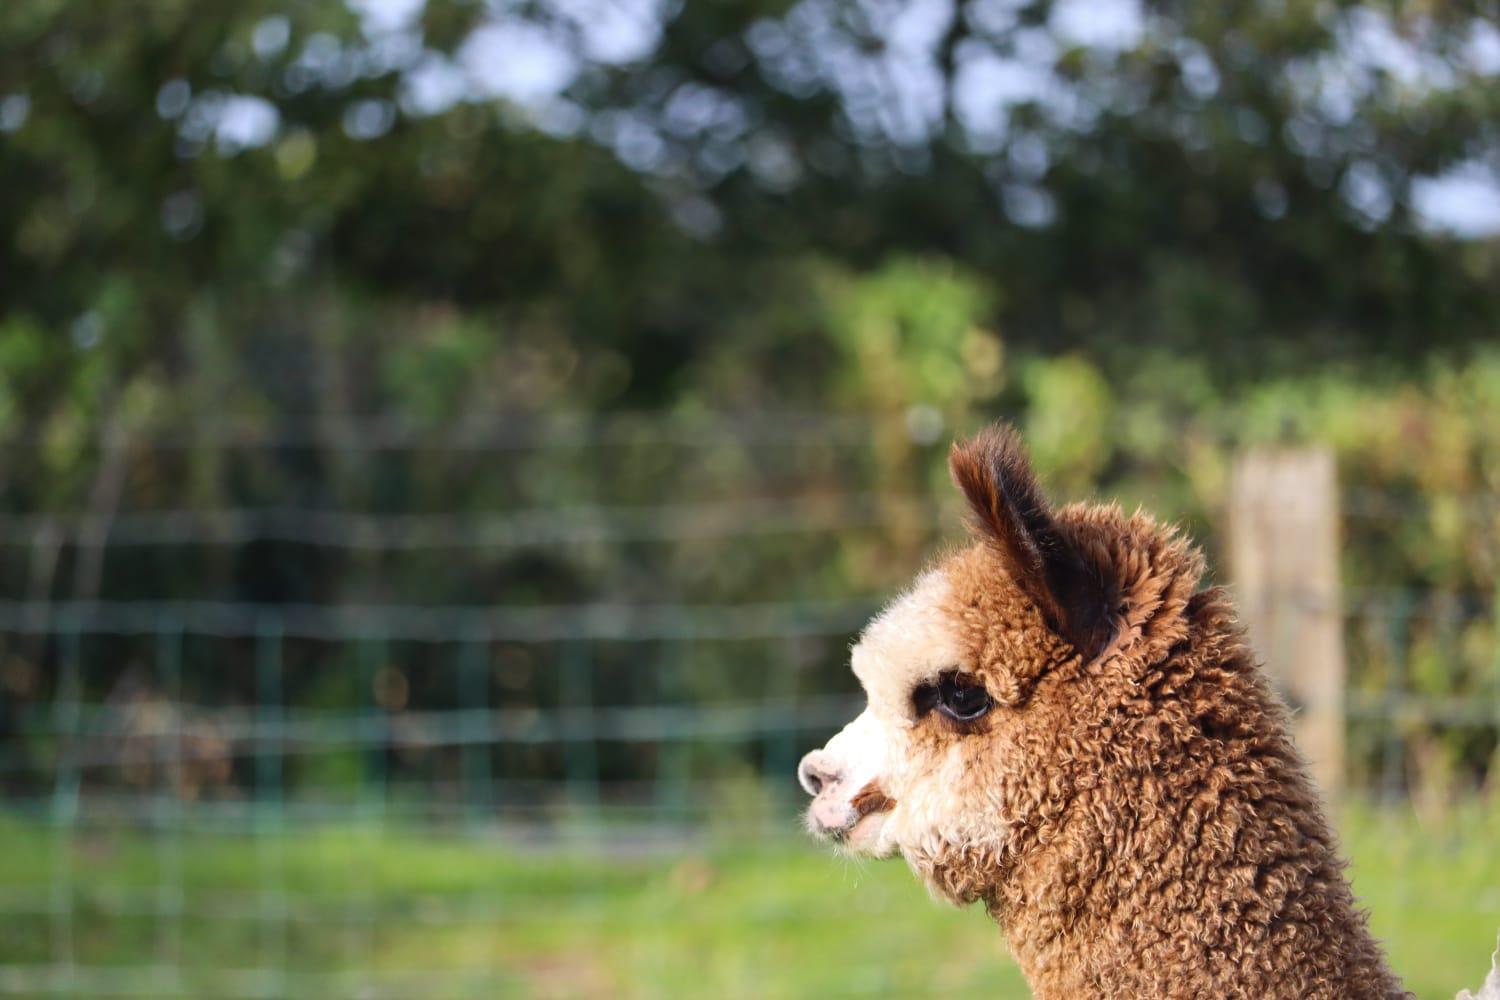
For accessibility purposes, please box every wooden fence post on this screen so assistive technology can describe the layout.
[1228,447,1345,801]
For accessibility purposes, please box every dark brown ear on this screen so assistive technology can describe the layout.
[948,424,1116,661]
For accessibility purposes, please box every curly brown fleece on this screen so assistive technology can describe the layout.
[923,427,1404,998]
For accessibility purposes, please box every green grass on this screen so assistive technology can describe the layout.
[0,802,1496,998]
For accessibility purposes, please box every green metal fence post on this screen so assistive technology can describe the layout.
[359,633,388,822]
[154,617,184,987]
[765,636,802,813]
[49,622,82,991]
[351,630,385,980]
[459,634,491,828]
[561,640,600,822]
[654,640,691,821]
[255,619,287,994]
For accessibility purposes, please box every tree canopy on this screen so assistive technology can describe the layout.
[2,0,1498,432]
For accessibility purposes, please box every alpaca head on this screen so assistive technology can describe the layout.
[798,423,1122,901]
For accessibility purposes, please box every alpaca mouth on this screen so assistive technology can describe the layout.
[838,809,890,851]
[806,781,897,853]
[806,801,888,849]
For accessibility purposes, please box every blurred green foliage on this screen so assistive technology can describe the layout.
[3,0,1499,424]
[1,1,1499,799]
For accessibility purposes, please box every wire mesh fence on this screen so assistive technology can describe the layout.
[1,413,1496,996]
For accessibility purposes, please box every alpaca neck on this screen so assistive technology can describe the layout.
[988,624,1402,999]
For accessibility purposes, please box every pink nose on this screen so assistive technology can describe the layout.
[798,751,840,796]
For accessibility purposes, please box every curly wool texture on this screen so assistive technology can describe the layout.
[916,502,1405,999]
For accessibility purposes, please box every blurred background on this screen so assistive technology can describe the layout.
[2,0,1499,996]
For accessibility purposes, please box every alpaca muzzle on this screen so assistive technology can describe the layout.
[799,707,897,846]
[800,770,895,840]
[798,750,858,836]
[797,723,896,844]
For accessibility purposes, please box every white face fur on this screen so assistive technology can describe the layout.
[798,569,1009,865]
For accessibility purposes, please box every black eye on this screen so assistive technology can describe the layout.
[913,673,991,722]
[938,676,991,721]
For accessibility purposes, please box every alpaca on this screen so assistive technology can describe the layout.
[797,423,1408,998]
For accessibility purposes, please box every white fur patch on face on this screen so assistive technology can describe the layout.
[801,569,970,857]
[800,708,888,840]
[850,569,965,722]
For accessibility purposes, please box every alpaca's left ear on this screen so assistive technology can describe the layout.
[948,423,1116,662]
